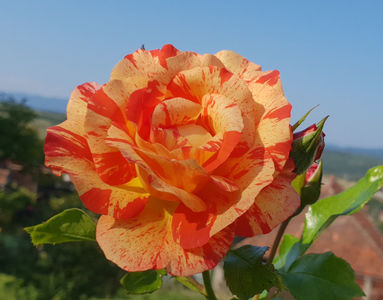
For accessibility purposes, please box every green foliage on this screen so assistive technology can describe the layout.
[302,165,383,248]
[271,166,383,300]
[114,280,205,300]
[280,253,364,300]
[120,270,166,295]
[0,180,123,300]
[272,234,300,271]
[0,273,39,300]
[0,186,36,226]
[25,209,96,245]
[224,246,281,300]
[0,98,43,170]
[0,231,123,300]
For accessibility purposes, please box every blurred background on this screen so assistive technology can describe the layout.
[0,1,382,299]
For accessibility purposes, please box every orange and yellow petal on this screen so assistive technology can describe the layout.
[96,198,234,276]
[66,82,101,132]
[234,167,300,237]
[172,203,217,249]
[215,50,262,81]
[216,50,292,171]
[45,123,149,219]
[45,123,93,176]
[151,97,201,128]
[77,176,149,219]
[84,80,138,186]
[248,71,292,170]
[105,136,208,213]
[209,147,276,236]
[168,66,261,149]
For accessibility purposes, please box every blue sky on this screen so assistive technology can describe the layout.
[1,1,382,148]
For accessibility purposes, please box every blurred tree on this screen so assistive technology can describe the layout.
[0,98,43,171]
[0,97,124,299]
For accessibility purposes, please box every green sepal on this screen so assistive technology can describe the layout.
[291,105,319,131]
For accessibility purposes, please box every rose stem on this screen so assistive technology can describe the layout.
[267,217,292,264]
[202,270,218,300]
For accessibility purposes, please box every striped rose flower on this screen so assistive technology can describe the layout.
[44,44,299,276]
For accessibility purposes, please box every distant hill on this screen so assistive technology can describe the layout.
[326,144,383,160]
[322,149,383,181]
[0,91,67,113]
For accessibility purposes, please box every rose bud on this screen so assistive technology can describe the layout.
[290,117,327,174]
[301,160,323,206]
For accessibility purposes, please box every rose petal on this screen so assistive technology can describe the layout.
[248,71,293,170]
[216,50,292,171]
[198,93,243,171]
[209,147,276,236]
[169,147,276,246]
[45,124,149,220]
[151,97,201,128]
[45,123,93,176]
[210,175,239,192]
[105,135,209,213]
[215,50,262,81]
[234,167,300,236]
[172,203,216,249]
[66,82,101,129]
[84,80,139,185]
[168,66,261,150]
[125,80,165,140]
[96,198,234,276]
[111,44,180,83]
[45,82,99,176]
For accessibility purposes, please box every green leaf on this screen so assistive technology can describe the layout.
[291,105,319,131]
[280,252,364,300]
[224,245,281,300]
[273,234,300,271]
[24,208,96,245]
[302,165,383,248]
[176,276,206,295]
[120,269,166,294]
